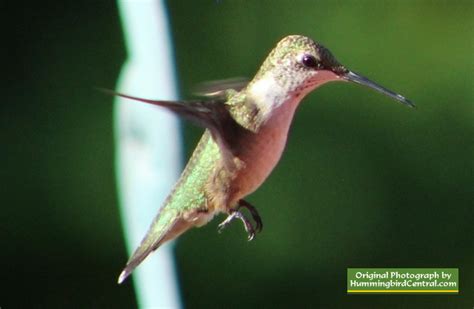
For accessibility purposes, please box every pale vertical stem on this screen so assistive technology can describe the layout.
[115,1,183,308]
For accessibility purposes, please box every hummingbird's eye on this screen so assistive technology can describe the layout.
[301,54,319,69]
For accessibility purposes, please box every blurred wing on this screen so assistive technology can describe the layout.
[101,88,248,166]
[192,77,248,98]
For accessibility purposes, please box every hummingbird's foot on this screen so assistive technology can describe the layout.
[217,210,257,241]
[237,199,263,233]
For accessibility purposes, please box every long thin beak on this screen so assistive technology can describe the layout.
[342,71,415,108]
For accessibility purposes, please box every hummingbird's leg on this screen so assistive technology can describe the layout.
[233,211,256,241]
[217,210,256,241]
[217,213,233,233]
[237,199,263,233]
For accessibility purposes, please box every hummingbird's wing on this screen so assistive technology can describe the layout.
[102,89,249,168]
[192,77,248,98]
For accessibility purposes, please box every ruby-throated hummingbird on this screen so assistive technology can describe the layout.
[109,35,414,284]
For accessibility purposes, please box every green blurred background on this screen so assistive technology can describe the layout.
[2,1,473,308]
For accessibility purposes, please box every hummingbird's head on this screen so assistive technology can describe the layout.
[258,35,413,107]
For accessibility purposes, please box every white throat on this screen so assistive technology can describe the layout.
[248,74,290,118]
[248,70,340,121]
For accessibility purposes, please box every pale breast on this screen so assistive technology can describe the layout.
[231,101,299,201]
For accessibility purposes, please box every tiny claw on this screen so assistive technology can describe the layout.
[238,199,263,233]
[217,210,257,241]
[234,211,256,241]
[247,231,255,242]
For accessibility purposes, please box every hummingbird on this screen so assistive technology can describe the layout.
[109,35,414,284]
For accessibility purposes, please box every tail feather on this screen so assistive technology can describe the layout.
[118,208,180,284]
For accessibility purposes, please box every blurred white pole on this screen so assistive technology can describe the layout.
[114,0,183,308]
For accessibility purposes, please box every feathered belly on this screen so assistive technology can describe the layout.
[229,103,298,204]
[235,126,288,196]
